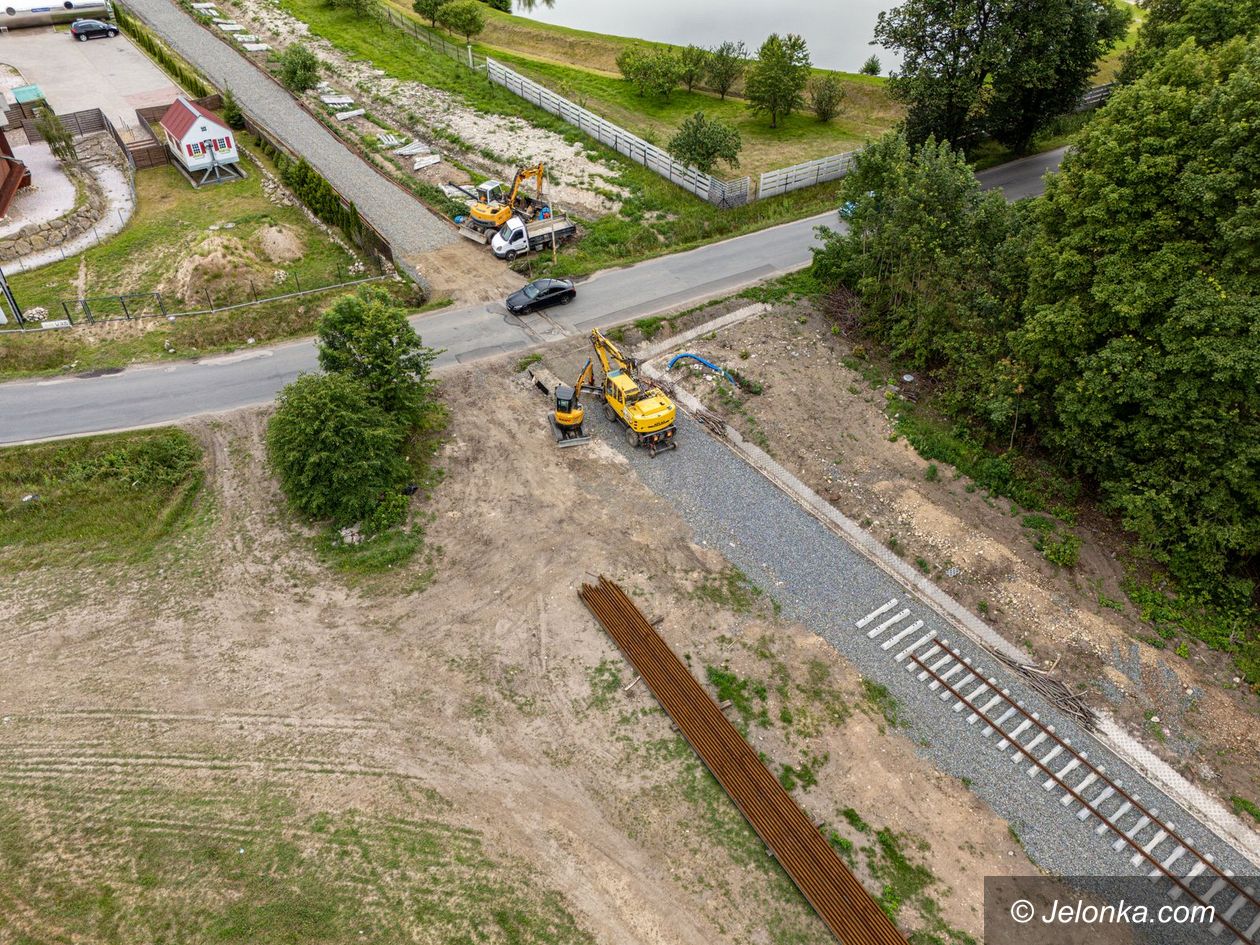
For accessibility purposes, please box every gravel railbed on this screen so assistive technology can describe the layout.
[604,411,1255,893]
[126,0,454,263]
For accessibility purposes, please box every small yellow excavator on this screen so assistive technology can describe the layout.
[590,329,677,457]
[529,359,597,448]
[468,163,545,232]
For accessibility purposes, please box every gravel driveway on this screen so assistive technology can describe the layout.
[124,0,454,274]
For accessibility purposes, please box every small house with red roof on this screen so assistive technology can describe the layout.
[158,96,237,177]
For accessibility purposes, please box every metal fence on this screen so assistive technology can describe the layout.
[486,58,750,208]
[4,273,390,331]
[376,5,486,71]
[758,150,860,200]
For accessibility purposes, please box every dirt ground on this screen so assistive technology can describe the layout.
[653,302,1260,809]
[0,366,1039,943]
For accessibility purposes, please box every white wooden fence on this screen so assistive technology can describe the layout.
[485,55,1116,207]
[486,58,751,207]
[758,150,860,200]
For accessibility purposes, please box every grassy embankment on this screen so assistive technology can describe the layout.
[0,157,438,380]
[0,428,205,572]
[279,0,880,278]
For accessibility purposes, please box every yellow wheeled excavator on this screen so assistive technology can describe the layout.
[589,329,677,457]
[468,163,545,232]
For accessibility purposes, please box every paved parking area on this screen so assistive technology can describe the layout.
[0,27,177,125]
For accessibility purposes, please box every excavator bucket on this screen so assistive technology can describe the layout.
[551,416,591,448]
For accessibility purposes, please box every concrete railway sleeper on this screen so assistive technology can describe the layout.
[892,632,1260,944]
[579,576,908,945]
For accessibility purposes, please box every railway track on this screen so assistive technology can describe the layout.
[858,599,1260,944]
[580,576,907,945]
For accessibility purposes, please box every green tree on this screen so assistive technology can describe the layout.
[279,43,321,93]
[266,372,410,526]
[1119,0,1260,81]
[617,46,683,98]
[745,33,812,127]
[220,89,245,130]
[987,0,1128,153]
[413,0,447,27]
[436,0,485,41]
[1018,37,1260,587]
[34,109,76,164]
[677,44,710,93]
[808,73,845,122]
[874,0,1003,145]
[860,54,881,76]
[706,40,747,99]
[811,131,1029,400]
[667,111,742,174]
[317,287,441,428]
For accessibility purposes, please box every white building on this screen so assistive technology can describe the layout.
[158,96,238,176]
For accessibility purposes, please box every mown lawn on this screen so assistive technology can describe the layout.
[7,152,358,317]
[0,428,204,572]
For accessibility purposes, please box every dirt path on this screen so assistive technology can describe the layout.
[0,367,1039,943]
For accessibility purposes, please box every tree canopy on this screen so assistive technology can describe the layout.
[616,46,683,98]
[876,0,1127,149]
[436,0,485,42]
[1018,37,1260,585]
[706,41,747,99]
[745,33,812,127]
[667,111,742,174]
[267,372,410,527]
[317,288,440,429]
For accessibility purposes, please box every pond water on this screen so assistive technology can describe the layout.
[514,0,895,74]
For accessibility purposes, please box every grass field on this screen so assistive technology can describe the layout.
[491,51,896,178]
[0,428,204,572]
[0,777,596,944]
[7,155,358,316]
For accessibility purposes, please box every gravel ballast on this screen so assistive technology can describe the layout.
[604,410,1257,888]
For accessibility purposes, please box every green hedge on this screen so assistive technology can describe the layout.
[115,5,211,99]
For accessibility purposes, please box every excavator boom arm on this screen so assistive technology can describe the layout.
[589,329,634,378]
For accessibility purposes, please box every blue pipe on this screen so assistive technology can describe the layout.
[669,352,735,385]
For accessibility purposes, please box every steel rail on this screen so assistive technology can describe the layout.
[579,576,908,945]
[905,637,1259,944]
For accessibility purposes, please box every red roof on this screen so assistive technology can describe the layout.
[158,96,228,141]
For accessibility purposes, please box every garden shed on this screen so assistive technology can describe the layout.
[158,96,238,181]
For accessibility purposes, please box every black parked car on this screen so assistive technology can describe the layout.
[70,19,118,41]
[505,278,575,314]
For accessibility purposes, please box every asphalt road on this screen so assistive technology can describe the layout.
[0,150,1064,444]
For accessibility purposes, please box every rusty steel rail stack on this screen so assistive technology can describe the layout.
[579,576,908,945]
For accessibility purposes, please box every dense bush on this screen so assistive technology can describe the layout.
[812,38,1260,669]
[267,289,444,538]
[267,371,410,526]
[279,43,321,93]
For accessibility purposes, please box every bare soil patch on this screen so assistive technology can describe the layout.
[658,302,1260,808]
[0,366,1037,943]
